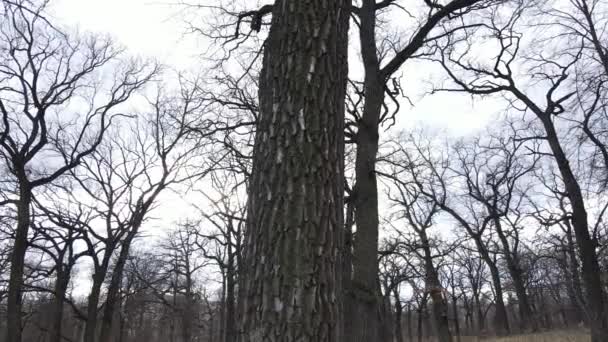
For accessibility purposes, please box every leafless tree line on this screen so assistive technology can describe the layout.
[0,0,607,342]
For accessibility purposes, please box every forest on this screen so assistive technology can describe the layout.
[0,0,607,341]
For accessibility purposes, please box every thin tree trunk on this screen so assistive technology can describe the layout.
[50,269,70,342]
[422,235,452,342]
[452,295,461,342]
[538,115,608,341]
[417,308,424,342]
[474,240,509,334]
[493,219,535,332]
[346,1,386,340]
[236,0,349,341]
[225,246,236,342]
[407,303,413,342]
[99,236,134,342]
[84,273,105,342]
[394,289,404,342]
[6,179,32,342]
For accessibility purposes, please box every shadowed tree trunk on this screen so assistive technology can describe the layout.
[236,0,349,341]
[50,267,70,342]
[394,288,404,342]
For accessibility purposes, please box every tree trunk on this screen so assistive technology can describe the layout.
[225,246,236,342]
[99,237,134,342]
[6,177,32,342]
[347,1,385,340]
[407,303,414,342]
[539,115,608,342]
[473,287,484,334]
[493,219,535,332]
[83,268,108,342]
[417,308,424,342]
[452,295,461,342]
[565,224,585,323]
[50,268,70,342]
[236,0,349,341]
[473,240,509,334]
[422,236,452,342]
[394,289,404,342]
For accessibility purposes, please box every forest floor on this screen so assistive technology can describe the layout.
[459,330,590,341]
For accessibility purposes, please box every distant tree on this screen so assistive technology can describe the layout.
[432,1,608,338]
[0,1,157,341]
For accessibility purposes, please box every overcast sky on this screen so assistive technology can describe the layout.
[50,0,501,135]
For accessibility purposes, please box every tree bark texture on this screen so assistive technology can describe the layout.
[237,1,349,341]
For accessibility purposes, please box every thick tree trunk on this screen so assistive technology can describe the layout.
[539,115,608,342]
[6,178,32,342]
[487,262,509,335]
[236,0,349,341]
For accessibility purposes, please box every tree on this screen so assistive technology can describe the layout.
[450,131,539,332]
[0,2,156,341]
[397,132,512,334]
[382,146,454,342]
[432,1,608,338]
[346,1,494,339]
[236,0,350,341]
[194,169,246,342]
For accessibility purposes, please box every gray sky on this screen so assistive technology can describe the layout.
[51,0,499,135]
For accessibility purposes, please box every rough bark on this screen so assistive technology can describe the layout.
[236,0,349,341]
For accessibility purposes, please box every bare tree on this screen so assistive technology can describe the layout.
[193,169,246,342]
[382,147,454,342]
[32,76,219,342]
[0,1,157,340]
[450,131,540,332]
[432,1,608,338]
[345,1,495,339]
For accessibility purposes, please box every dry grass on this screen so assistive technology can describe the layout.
[458,330,590,342]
